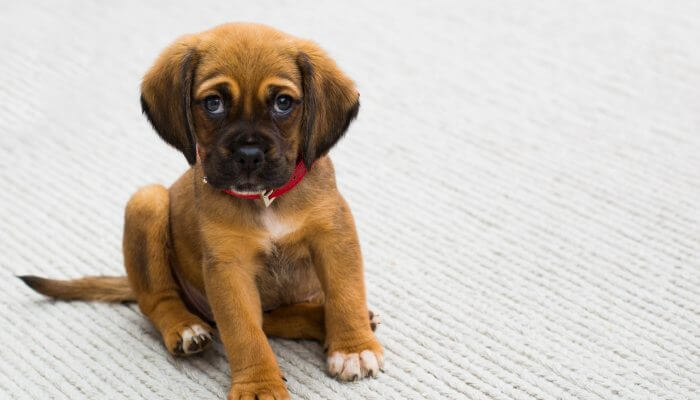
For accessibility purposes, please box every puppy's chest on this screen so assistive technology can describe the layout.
[255,209,321,310]
[259,209,298,243]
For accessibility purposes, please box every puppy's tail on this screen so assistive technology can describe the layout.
[18,275,136,302]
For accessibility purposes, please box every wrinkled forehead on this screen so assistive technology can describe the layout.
[193,38,302,101]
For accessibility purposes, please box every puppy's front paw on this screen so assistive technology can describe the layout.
[227,378,290,400]
[328,349,384,380]
[327,338,384,381]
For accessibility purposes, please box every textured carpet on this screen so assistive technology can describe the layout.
[1,1,699,399]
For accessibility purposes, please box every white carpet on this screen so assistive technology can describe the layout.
[1,1,699,399]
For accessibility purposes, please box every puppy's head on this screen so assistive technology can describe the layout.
[140,23,359,193]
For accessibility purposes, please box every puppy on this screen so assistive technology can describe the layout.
[20,23,382,400]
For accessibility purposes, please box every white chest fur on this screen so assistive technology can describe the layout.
[260,208,297,241]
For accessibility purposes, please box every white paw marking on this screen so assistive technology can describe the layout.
[328,350,383,380]
[360,350,380,377]
[191,324,209,337]
[180,324,211,354]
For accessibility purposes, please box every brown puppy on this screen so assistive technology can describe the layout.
[20,23,382,400]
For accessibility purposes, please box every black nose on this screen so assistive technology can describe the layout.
[235,145,264,172]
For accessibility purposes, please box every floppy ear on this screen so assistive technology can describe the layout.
[297,41,360,168]
[140,35,199,165]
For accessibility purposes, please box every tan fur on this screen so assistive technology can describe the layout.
[18,275,134,302]
[20,23,380,400]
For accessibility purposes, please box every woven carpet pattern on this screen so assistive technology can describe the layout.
[1,1,699,399]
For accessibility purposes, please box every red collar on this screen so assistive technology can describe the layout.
[222,161,308,206]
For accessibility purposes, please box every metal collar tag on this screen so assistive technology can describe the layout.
[260,190,275,207]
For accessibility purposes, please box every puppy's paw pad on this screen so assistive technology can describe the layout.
[173,324,213,355]
[328,350,384,380]
[368,310,381,331]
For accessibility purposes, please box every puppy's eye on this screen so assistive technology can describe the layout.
[203,96,224,115]
[273,94,294,114]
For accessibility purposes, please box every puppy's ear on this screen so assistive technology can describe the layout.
[140,35,200,165]
[297,41,360,168]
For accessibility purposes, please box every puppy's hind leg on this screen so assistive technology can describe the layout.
[263,302,381,342]
[263,303,326,341]
[124,184,213,356]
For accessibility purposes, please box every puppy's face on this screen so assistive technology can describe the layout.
[192,47,301,192]
[140,24,359,192]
